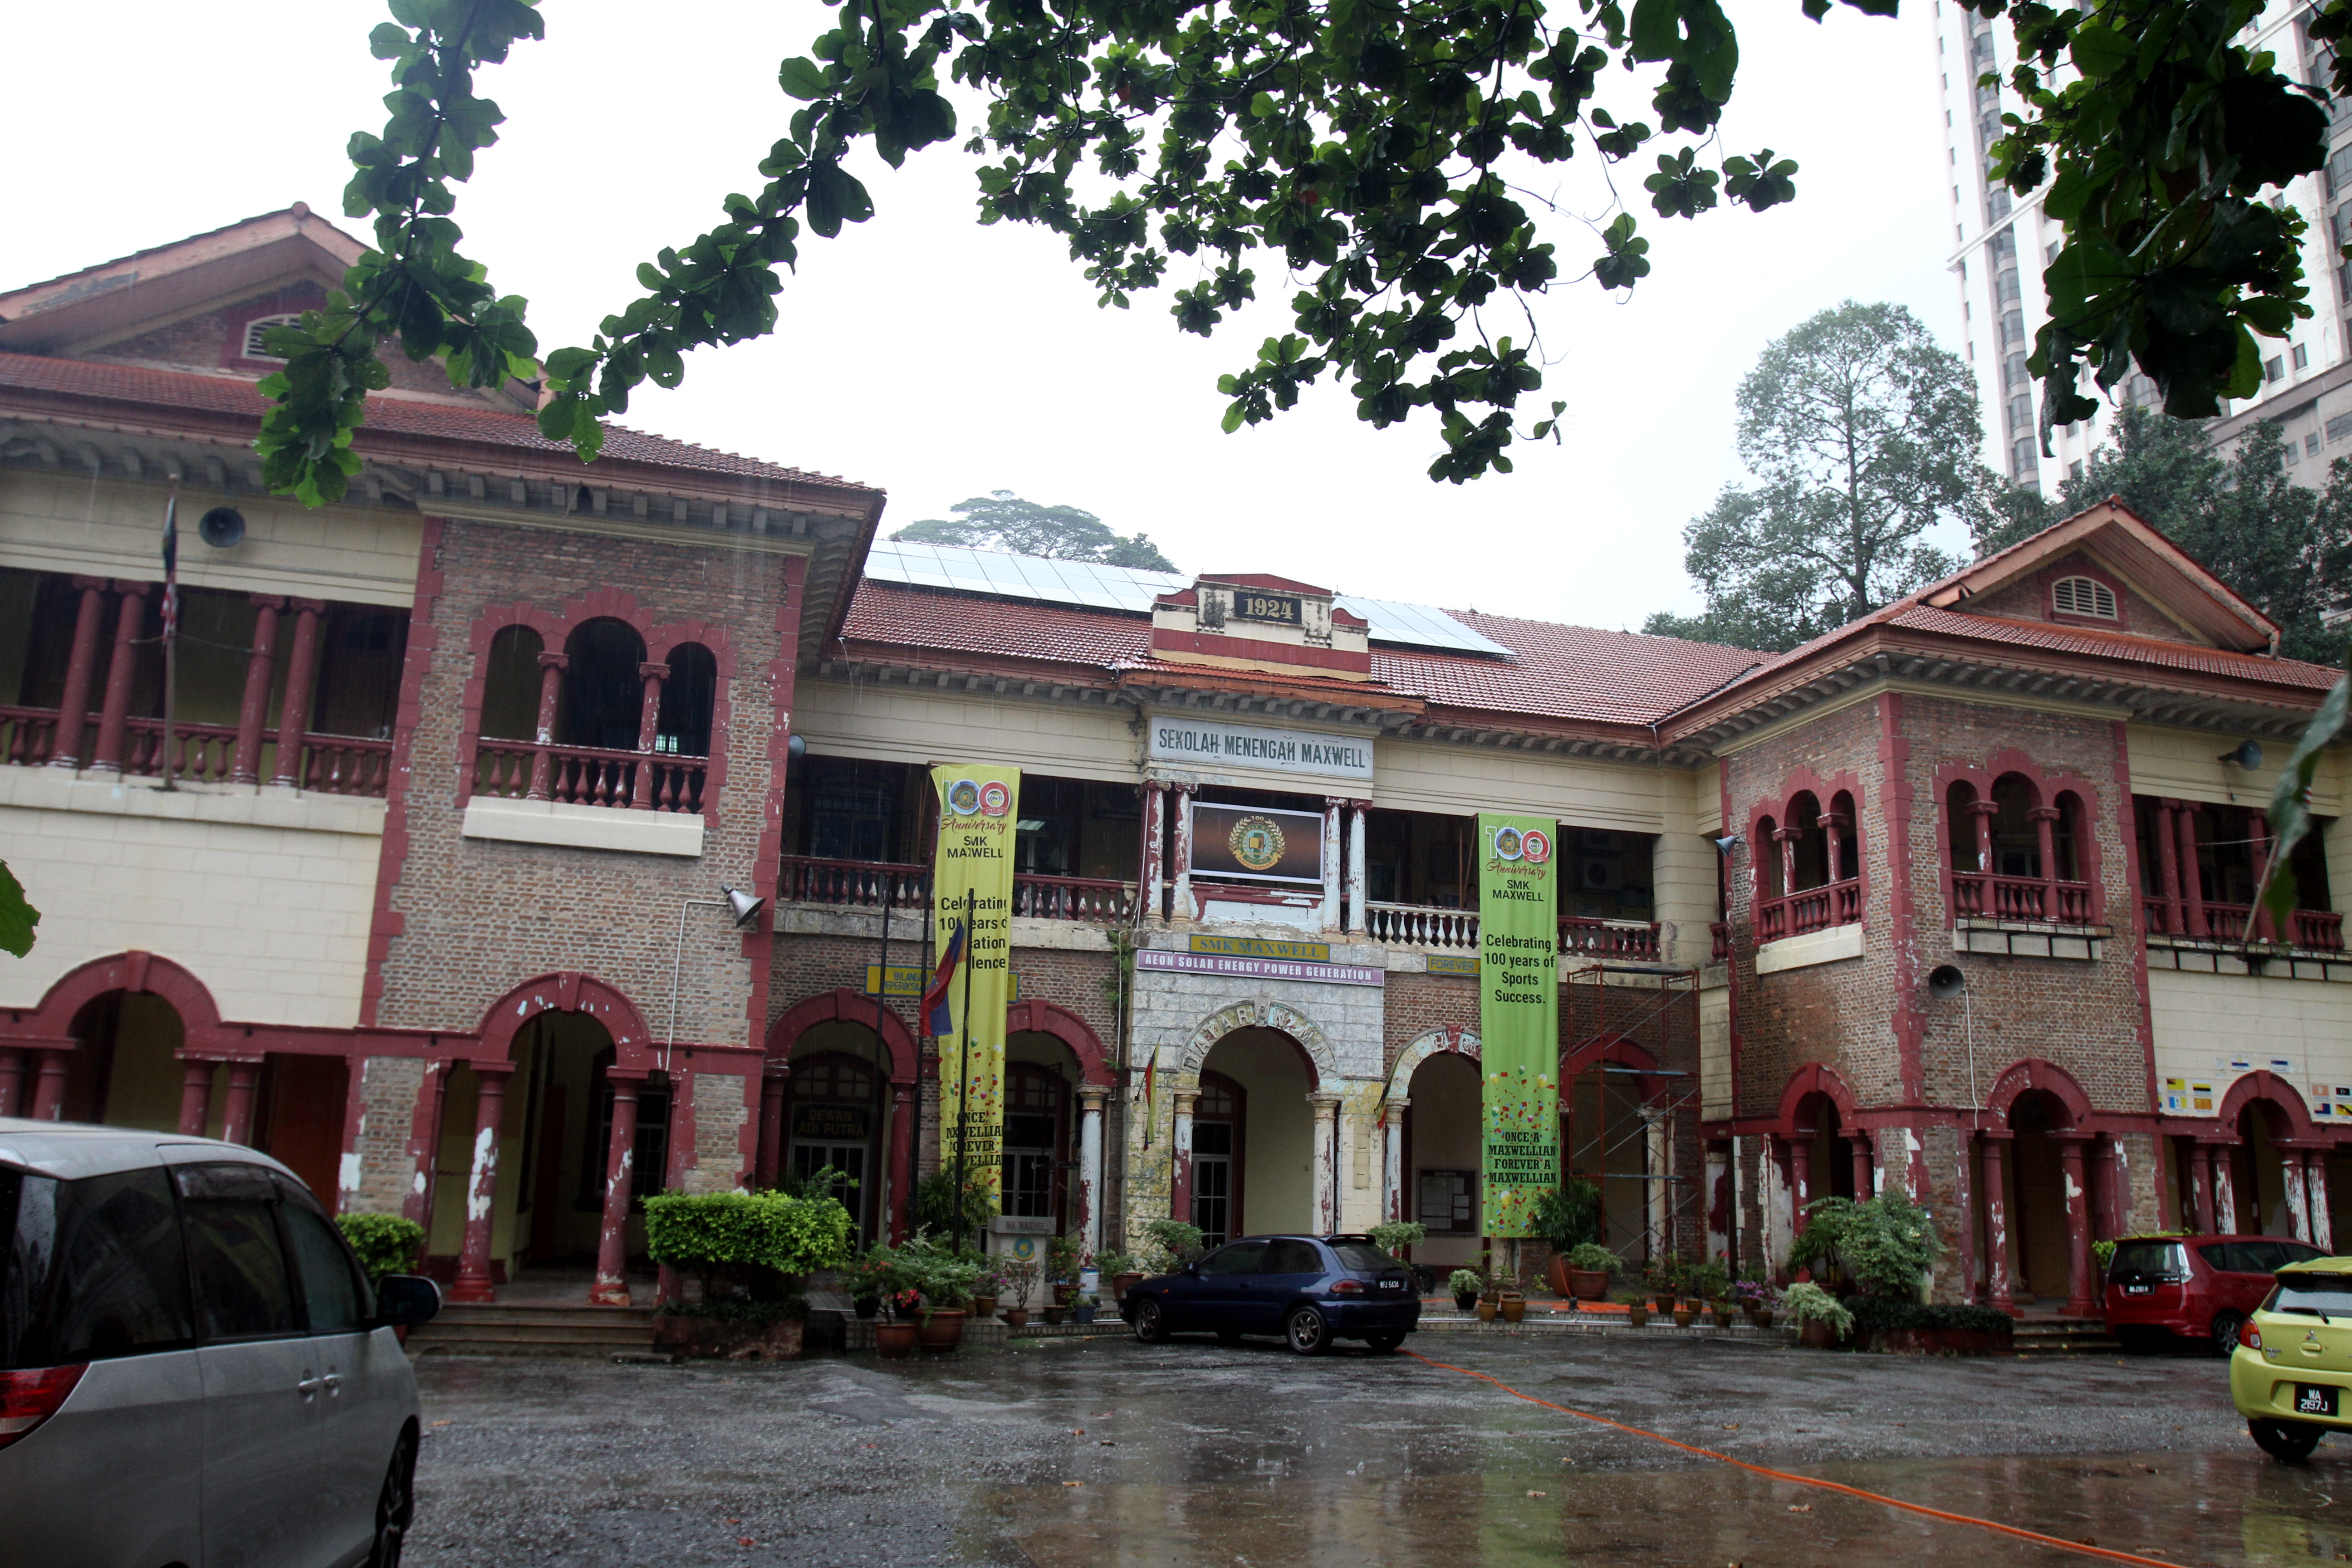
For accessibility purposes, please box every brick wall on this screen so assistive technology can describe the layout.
[350,1054,423,1215]
[370,516,794,1052]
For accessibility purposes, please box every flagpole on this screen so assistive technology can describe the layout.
[956,885,976,1253]
[157,482,180,793]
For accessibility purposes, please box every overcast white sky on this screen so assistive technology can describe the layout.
[1,0,1965,629]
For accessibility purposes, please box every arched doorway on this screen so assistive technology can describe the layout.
[1404,1050,1481,1269]
[1191,1072,1245,1247]
[784,1017,897,1245]
[1573,1061,1666,1262]
[59,990,186,1130]
[2233,1100,2294,1236]
[1003,1029,1086,1235]
[2006,1089,2072,1301]
[1197,1028,1316,1236]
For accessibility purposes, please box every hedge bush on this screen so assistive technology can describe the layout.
[644,1190,853,1302]
[1848,1298,2015,1336]
[336,1213,426,1282]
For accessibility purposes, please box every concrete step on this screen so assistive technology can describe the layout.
[408,1301,659,1358]
[2010,1319,2119,1354]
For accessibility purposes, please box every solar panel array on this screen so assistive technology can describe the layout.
[863,541,1514,657]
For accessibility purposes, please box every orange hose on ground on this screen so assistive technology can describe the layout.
[1404,1348,2190,1568]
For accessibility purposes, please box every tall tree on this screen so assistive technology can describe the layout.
[892,492,1176,571]
[1980,407,2352,663]
[1643,303,1979,653]
[248,0,2341,505]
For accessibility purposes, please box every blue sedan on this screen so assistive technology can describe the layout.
[1120,1234,1421,1354]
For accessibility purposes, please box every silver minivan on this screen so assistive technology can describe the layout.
[0,1117,441,1566]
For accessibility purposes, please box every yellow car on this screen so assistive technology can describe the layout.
[2230,1257,2352,1461]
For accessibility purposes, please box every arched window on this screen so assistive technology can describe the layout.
[1945,780,1981,872]
[1756,816,1784,900]
[1827,790,1859,882]
[479,625,544,741]
[657,642,717,756]
[1990,773,2041,878]
[2051,575,2117,619]
[1787,792,1828,891]
[2051,789,2084,882]
[1192,1071,1245,1247]
[562,618,649,751]
[1753,784,1862,939]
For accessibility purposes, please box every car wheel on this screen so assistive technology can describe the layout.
[2251,1418,2325,1462]
[2115,1326,2166,1356]
[368,1432,417,1568]
[1132,1297,1168,1343]
[1285,1306,1330,1357]
[1362,1332,1405,1354]
[2212,1312,2246,1357]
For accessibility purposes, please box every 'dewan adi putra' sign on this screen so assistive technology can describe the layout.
[1477,813,1561,1238]
[1147,716,1374,784]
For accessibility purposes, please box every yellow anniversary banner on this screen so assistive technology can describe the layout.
[930,764,1019,1199]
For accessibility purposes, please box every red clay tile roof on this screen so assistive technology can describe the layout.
[840,582,1768,727]
[1886,606,2342,691]
[0,350,874,490]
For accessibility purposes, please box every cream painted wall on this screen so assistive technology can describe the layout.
[0,771,383,1027]
[793,680,1142,784]
[1370,735,1681,827]
[1652,762,1722,965]
[1203,1028,1315,1234]
[2150,969,2352,1123]
[0,471,424,608]
[1699,982,1732,1120]
[2127,723,2352,915]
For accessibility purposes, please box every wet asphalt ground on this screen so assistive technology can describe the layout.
[405,1330,2352,1568]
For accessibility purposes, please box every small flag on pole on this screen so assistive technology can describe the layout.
[921,916,965,1037]
[160,490,180,642]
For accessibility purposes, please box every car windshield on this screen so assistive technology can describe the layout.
[2110,1240,2187,1277]
[2270,1274,2352,1320]
[1331,1242,1399,1273]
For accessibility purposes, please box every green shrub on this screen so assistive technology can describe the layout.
[1789,1188,1945,1298]
[1139,1217,1204,1274]
[1047,1232,1084,1283]
[893,1231,985,1308]
[1094,1250,1141,1277]
[1528,1180,1602,1250]
[911,1166,998,1238]
[1448,1268,1486,1296]
[1686,1257,1732,1302]
[656,1295,810,1323]
[644,1190,853,1304]
[2092,1239,2116,1270]
[1848,1297,2014,1336]
[1781,1281,1854,1342]
[337,1213,426,1281]
[1564,1243,1618,1273]
[1368,1220,1426,1254]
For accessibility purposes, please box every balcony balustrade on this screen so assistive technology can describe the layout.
[1754,879,1862,943]
[471,740,706,813]
[2141,895,2345,951]
[1950,871,2092,924]
[1363,901,1662,961]
[1,703,391,798]
[773,856,1133,922]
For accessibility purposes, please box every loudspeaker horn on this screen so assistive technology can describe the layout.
[197,505,246,548]
[1927,964,1966,1000]
[723,885,766,928]
[2219,739,2264,771]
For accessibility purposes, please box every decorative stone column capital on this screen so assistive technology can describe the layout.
[1076,1085,1109,1110]
[1308,1091,1343,1117]
[637,661,671,681]
[535,651,570,671]
[1171,1087,1200,1114]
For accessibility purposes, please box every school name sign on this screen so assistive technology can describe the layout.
[1147,716,1375,784]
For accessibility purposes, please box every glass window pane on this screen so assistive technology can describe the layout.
[178,1172,296,1342]
[1331,1243,1396,1273]
[280,1203,366,1334]
[2,1168,192,1367]
[1262,1240,1322,1274]
[1197,1241,1267,1277]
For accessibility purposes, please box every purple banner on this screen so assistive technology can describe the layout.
[1136,949,1384,987]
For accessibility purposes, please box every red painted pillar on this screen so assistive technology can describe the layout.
[2055,1132,2097,1316]
[219,1062,261,1145]
[527,652,568,800]
[28,1049,72,1122]
[2029,805,2062,917]
[176,1059,216,1137]
[2153,801,2185,936]
[887,1080,915,1244]
[1169,784,1196,920]
[48,576,110,769]
[1787,1137,1812,1233]
[1981,1131,2018,1316]
[1171,1087,1198,1226]
[268,600,325,788]
[1850,1131,1874,1199]
[2174,804,2208,939]
[591,1071,644,1306]
[87,582,152,774]
[1774,826,1799,904]
[755,1062,789,1188]
[1969,799,1997,874]
[404,1059,451,1228]
[450,1066,514,1304]
[630,661,668,808]
[0,1050,22,1117]
[230,596,284,785]
[1138,782,1166,921]
[1954,1124,1979,1303]
[2191,1142,2218,1234]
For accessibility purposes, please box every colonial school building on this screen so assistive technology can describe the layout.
[3,209,2349,1313]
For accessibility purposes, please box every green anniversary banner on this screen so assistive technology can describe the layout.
[932,764,1020,1199]
[1476,812,1560,1236]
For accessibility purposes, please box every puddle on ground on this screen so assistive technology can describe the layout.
[987,1449,2352,1567]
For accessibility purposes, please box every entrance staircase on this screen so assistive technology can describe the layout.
[404,1270,665,1359]
[2009,1317,2118,1355]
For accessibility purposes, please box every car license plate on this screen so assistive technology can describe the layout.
[2124,1284,2151,1295]
[2297,1385,2339,1418]
[1379,1280,1400,1290]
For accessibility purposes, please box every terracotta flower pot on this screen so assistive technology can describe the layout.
[1545,1255,1573,1298]
[917,1308,968,1353]
[1499,1295,1526,1324]
[1672,1305,1695,1328]
[1652,1291,1676,1313]
[876,1322,918,1359]
[970,1295,999,1320]
[1002,1307,1030,1330]
[1798,1318,1838,1350]
[1042,1305,1068,1325]
[1111,1272,1144,1303]
[1477,1297,1500,1323]
[1749,1309,1774,1330]
[1054,1283,1078,1305]
[1625,1305,1649,1328]
[1568,1269,1610,1301]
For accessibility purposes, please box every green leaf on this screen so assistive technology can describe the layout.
[777,57,831,100]
[0,858,37,958]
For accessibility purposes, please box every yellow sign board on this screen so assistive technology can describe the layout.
[865,965,1017,1001]
[1189,934,1331,962]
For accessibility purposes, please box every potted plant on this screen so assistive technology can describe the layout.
[1072,1293,1098,1325]
[876,1288,920,1359]
[1498,1289,1527,1324]
[1096,1250,1144,1302]
[969,1258,1004,1323]
[1139,1218,1205,1275]
[1783,1281,1854,1349]
[1646,1256,1684,1314]
[1562,1243,1616,1303]
[1368,1220,1426,1261]
[1448,1269,1484,1313]
[1477,1281,1501,1323]
[1048,1234,1084,1304]
[1526,1180,1602,1296]
[1617,1289,1649,1329]
[642,1189,855,1361]
[997,1256,1042,1329]
[337,1213,428,1343]
[844,1245,899,1321]
[1686,1256,1731,1318]
[1736,1278,1777,1328]
[894,1233,984,1353]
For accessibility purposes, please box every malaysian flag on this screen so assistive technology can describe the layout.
[920,915,965,1038]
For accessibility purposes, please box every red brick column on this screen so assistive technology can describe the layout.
[887,1080,915,1244]
[2029,805,2062,915]
[2173,805,2208,938]
[527,652,568,800]
[591,1070,646,1306]
[230,596,284,785]
[755,1061,789,1188]
[2190,1141,2218,1233]
[450,1065,515,1303]
[48,576,110,769]
[2153,799,2185,935]
[2055,1132,2097,1317]
[219,1062,261,1145]
[1980,1131,2018,1316]
[630,661,668,808]
[268,600,325,788]
[1787,1136,1812,1232]
[176,1059,216,1136]
[28,1049,72,1122]
[1968,799,1998,873]
[1138,782,1166,921]
[1169,784,1196,918]
[88,582,152,774]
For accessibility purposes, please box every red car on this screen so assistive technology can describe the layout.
[2106,1234,2329,1355]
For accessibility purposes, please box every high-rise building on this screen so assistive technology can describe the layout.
[1936,1,2352,483]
